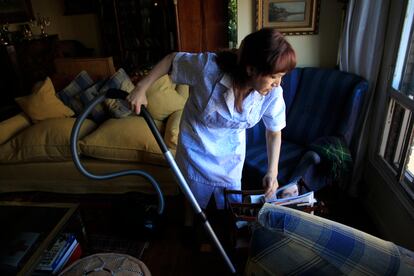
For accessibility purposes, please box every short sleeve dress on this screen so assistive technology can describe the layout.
[170,52,286,209]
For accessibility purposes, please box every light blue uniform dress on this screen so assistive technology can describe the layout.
[170,52,286,209]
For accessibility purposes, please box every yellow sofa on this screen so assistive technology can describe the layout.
[0,57,186,196]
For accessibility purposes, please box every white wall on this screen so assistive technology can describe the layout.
[237,0,344,68]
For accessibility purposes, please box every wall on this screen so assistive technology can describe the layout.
[8,0,102,55]
[237,0,344,68]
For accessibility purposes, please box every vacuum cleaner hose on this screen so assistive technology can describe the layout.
[70,89,165,216]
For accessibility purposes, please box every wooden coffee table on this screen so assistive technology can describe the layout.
[0,201,81,276]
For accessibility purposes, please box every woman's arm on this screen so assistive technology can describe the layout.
[263,129,282,198]
[127,52,177,114]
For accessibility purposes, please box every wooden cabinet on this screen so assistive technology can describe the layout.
[174,0,229,52]
[97,0,177,73]
[0,35,58,102]
[97,0,229,72]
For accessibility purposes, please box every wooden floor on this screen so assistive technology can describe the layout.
[140,195,247,276]
[0,188,379,276]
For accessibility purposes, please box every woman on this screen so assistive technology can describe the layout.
[128,28,296,211]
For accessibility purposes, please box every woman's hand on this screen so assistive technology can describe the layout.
[262,173,279,200]
[127,85,148,115]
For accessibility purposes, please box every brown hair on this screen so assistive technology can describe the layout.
[216,28,296,112]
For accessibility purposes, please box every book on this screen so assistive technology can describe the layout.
[0,232,40,269]
[52,238,78,274]
[62,242,82,270]
[36,233,76,272]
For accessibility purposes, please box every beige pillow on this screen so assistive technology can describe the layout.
[80,116,166,165]
[0,113,31,144]
[146,75,187,121]
[164,110,183,151]
[0,118,96,163]
[176,84,189,99]
[15,77,75,123]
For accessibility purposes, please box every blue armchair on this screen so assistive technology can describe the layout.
[243,67,368,191]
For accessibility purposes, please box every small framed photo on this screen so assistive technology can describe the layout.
[256,0,320,35]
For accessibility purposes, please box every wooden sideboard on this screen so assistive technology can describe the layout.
[0,35,59,101]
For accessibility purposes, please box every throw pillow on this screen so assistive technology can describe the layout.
[0,118,96,163]
[164,109,183,151]
[79,80,107,124]
[101,68,134,118]
[15,77,75,123]
[57,71,94,115]
[146,75,187,121]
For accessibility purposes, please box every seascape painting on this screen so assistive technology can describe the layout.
[268,1,306,22]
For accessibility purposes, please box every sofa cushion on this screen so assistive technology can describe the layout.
[283,68,365,145]
[101,68,135,118]
[0,118,96,163]
[243,138,306,188]
[147,75,187,121]
[15,77,75,123]
[0,113,31,145]
[57,70,94,115]
[164,109,182,151]
[79,80,108,124]
[80,116,166,165]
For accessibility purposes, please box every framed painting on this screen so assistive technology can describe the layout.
[256,0,320,35]
[0,0,34,24]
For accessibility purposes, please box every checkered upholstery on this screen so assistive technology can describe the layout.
[57,71,94,115]
[245,204,414,275]
[243,67,368,190]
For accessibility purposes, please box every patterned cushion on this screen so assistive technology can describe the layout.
[57,71,94,115]
[79,80,107,124]
[101,68,134,118]
[245,203,407,275]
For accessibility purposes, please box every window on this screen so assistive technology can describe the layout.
[379,0,414,198]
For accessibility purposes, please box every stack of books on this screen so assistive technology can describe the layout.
[35,233,81,275]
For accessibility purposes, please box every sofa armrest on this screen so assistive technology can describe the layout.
[245,203,414,275]
[0,112,31,144]
[288,150,321,183]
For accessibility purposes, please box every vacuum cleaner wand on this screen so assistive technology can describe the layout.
[140,106,236,274]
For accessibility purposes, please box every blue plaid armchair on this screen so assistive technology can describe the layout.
[243,67,368,191]
[245,204,414,275]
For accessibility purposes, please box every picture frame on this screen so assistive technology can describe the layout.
[0,0,34,24]
[256,0,320,35]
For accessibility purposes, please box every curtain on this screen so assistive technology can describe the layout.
[339,0,389,196]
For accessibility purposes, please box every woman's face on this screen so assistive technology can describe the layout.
[250,72,286,95]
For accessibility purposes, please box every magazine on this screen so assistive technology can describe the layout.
[246,180,317,207]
